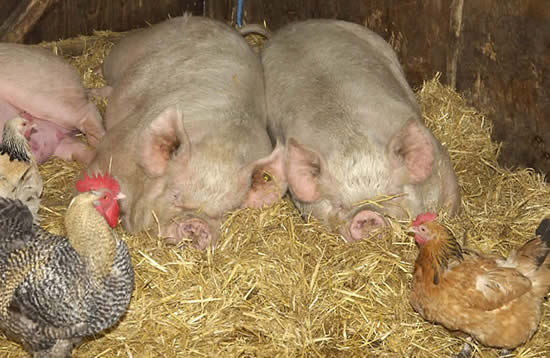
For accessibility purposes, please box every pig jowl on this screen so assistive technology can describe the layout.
[262,19,460,242]
[0,43,105,164]
[88,14,286,249]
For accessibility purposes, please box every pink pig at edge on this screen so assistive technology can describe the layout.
[88,15,286,249]
[0,43,105,164]
[262,20,460,242]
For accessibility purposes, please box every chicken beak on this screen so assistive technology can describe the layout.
[116,192,126,200]
[407,227,417,234]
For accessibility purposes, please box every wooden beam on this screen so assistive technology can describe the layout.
[0,0,57,43]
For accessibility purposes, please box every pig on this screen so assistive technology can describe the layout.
[87,14,286,249]
[261,19,460,242]
[0,43,105,164]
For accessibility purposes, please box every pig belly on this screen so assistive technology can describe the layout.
[27,119,70,163]
[29,119,95,164]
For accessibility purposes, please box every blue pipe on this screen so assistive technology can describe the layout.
[236,0,244,27]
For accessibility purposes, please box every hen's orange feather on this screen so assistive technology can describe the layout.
[410,218,550,349]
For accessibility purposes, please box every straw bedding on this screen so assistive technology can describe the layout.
[0,29,549,358]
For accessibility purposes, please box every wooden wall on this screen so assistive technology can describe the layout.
[226,0,550,177]
[1,0,549,178]
[1,0,204,43]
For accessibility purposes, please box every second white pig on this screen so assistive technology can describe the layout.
[262,20,460,241]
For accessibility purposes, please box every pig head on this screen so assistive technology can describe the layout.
[262,20,460,242]
[88,15,286,249]
[0,43,105,164]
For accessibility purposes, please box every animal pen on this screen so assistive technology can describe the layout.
[1,0,549,357]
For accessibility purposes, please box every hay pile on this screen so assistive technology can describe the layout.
[1,31,549,358]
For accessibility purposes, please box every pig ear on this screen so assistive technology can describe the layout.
[141,106,188,177]
[286,138,321,202]
[387,119,434,183]
[241,141,287,208]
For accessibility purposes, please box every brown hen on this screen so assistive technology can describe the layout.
[409,213,550,355]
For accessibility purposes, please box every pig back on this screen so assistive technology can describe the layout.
[263,19,419,146]
[104,15,268,141]
[102,15,190,86]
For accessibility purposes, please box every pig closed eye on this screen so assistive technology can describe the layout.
[262,172,272,182]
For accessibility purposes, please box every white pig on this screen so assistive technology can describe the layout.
[0,43,105,164]
[88,14,286,249]
[262,20,460,242]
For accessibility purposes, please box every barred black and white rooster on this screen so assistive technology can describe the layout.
[0,116,42,221]
[0,172,133,357]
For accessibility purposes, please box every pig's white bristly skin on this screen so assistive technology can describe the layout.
[262,20,460,241]
[88,14,286,248]
[0,44,105,164]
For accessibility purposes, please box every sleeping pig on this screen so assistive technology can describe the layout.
[261,20,460,242]
[0,43,105,164]
[88,14,285,249]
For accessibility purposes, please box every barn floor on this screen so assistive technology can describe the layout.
[0,31,549,358]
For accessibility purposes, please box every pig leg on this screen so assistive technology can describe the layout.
[77,102,105,147]
[89,85,114,100]
[163,218,213,250]
[348,210,387,241]
[54,136,96,165]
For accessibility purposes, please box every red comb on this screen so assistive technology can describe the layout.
[75,172,120,195]
[412,212,437,226]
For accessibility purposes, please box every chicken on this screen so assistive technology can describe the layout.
[409,213,550,356]
[0,116,42,221]
[0,172,133,357]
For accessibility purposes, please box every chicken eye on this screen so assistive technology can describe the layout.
[262,172,272,182]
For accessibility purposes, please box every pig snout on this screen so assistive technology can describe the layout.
[163,218,214,250]
[348,210,387,241]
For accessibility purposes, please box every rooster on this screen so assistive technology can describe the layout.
[0,172,133,357]
[0,116,42,221]
[409,213,550,356]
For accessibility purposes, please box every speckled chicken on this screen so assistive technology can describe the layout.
[0,172,133,357]
[0,116,42,222]
[409,213,550,356]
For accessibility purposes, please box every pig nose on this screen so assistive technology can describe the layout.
[349,209,387,241]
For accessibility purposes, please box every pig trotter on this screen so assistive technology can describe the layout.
[54,137,96,165]
[164,218,213,250]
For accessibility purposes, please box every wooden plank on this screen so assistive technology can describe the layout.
[24,0,204,44]
[237,0,452,88]
[0,0,56,43]
[0,0,19,31]
[455,0,550,175]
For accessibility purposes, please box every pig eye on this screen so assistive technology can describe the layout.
[262,172,272,182]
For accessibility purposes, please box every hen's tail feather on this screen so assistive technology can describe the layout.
[536,218,550,244]
[0,197,34,252]
[524,218,550,296]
